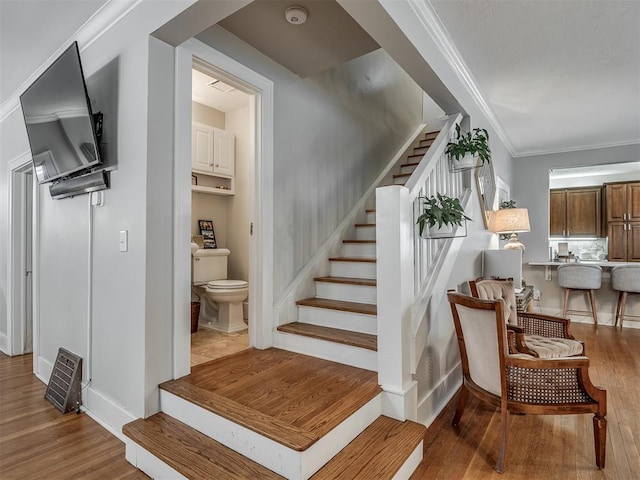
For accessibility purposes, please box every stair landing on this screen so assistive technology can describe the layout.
[160,348,381,448]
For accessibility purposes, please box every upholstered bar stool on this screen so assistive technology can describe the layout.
[557,264,602,324]
[611,265,640,328]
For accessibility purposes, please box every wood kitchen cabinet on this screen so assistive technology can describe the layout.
[549,187,602,237]
[605,182,640,261]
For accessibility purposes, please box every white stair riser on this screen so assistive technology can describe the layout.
[400,164,417,175]
[160,389,382,480]
[355,226,376,241]
[343,242,376,258]
[125,441,188,480]
[394,441,424,480]
[298,305,377,335]
[330,261,376,279]
[366,211,376,223]
[315,281,376,305]
[274,330,378,372]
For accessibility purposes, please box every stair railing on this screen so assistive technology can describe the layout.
[375,113,469,421]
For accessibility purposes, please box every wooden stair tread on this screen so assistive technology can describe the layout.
[123,412,284,480]
[329,256,376,263]
[393,173,411,179]
[159,380,319,451]
[314,276,376,286]
[312,416,426,479]
[365,208,376,213]
[278,322,377,351]
[424,131,440,138]
[343,239,376,244]
[407,153,426,159]
[296,297,377,315]
[354,222,376,227]
[402,162,420,168]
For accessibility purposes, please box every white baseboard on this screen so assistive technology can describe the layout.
[36,355,53,383]
[417,362,462,427]
[0,333,8,355]
[83,386,138,442]
[538,307,640,330]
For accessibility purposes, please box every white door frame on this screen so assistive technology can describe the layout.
[172,39,274,378]
[6,152,39,365]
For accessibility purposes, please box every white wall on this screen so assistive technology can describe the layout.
[196,26,425,299]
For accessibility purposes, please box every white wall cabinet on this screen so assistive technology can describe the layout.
[191,122,235,194]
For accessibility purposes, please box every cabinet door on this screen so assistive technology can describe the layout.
[213,129,235,178]
[192,123,214,173]
[628,223,640,262]
[549,190,566,236]
[607,223,627,262]
[628,183,640,222]
[605,183,626,222]
[566,188,601,237]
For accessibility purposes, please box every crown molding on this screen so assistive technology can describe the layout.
[514,138,640,158]
[407,0,517,157]
[0,0,143,124]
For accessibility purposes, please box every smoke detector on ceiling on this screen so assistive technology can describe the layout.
[285,6,308,25]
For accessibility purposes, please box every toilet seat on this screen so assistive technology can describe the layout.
[207,279,248,290]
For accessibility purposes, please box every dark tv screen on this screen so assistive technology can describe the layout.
[20,42,101,184]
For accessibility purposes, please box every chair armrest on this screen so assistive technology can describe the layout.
[516,312,575,339]
[505,356,606,411]
[506,325,537,357]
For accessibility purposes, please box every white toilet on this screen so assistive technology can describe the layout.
[192,248,248,333]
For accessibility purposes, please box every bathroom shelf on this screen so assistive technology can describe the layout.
[191,185,235,196]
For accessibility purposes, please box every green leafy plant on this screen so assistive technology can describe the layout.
[445,123,491,165]
[416,193,472,235]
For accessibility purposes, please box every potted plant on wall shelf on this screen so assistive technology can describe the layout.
[417,193,472,239]
[445,123,491,172]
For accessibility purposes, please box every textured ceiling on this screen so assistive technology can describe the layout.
[429,0,640,156]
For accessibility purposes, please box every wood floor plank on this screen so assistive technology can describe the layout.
[123,412,284,480]
[0,352,148,479]
[278,322,378,350]
[312,416,425,479]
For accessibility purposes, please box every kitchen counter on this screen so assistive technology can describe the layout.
[529,261,637,267]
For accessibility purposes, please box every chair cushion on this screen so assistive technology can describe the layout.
[611,265,640,294]
[557,264,602,289]
[524,334,583,358]
[473,280,518,325]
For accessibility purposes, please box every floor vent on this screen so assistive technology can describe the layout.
[45,348,82,414]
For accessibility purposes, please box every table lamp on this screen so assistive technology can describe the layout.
[491,208,531,251]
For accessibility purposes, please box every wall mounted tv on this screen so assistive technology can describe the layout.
[20,42,105,189]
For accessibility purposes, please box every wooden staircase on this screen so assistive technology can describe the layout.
[275,130,440,371]
[122,130,439,479]
[123,348,425,479]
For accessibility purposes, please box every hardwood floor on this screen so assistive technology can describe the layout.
[411,323,640,479]
[0,353,147,479]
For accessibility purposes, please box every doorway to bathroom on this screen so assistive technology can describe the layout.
[189,62,253,366]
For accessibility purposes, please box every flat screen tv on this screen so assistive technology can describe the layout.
[20,42,102,184]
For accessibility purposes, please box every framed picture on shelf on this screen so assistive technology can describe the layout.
[198,220,217,249]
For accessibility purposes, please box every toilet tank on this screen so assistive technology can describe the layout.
[192,248,230,285]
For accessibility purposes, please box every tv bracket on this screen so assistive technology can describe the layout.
[92,112,103,145]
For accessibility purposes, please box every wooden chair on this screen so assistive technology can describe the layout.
[469,277,584,358]
[447,291,607,473]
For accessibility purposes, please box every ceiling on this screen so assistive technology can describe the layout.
[2,0,639,157]
[192,69,249,113]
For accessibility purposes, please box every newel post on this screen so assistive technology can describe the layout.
[376,185,417,421]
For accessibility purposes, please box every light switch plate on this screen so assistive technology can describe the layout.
[119,230,128,252]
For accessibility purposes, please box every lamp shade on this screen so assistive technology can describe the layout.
[490,208,530,233]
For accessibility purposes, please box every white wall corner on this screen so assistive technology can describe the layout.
[417,362,462,427]
[0,333,8,355]
[381,380,418,421]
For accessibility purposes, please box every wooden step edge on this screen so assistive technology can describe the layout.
[413,145,430,151]
[424,131,440,138]
[158,381,319,451]
[329,257,376,263]
[311,416,426,479]
[354,223,376,227]
[401,162,420,168]
[365,208,376,213]
[296,297,377,316]
[343,239,376,244]
[407,153,425,159]
[314,276,377,287]
[277,322,377,351]
[393,173,411,179]
[123,413,285,480]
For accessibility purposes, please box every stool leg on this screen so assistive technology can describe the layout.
[589,290,598,324]
[619,292,628,328]
[563,288,570,317]
[614,292,623,327]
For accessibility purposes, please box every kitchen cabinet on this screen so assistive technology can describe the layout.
[549,187,602,237]
[191,122,235,178]
[605,182,640,261]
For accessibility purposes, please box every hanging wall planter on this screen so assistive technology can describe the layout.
[446,123,491,173]
[416,193,472,240]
